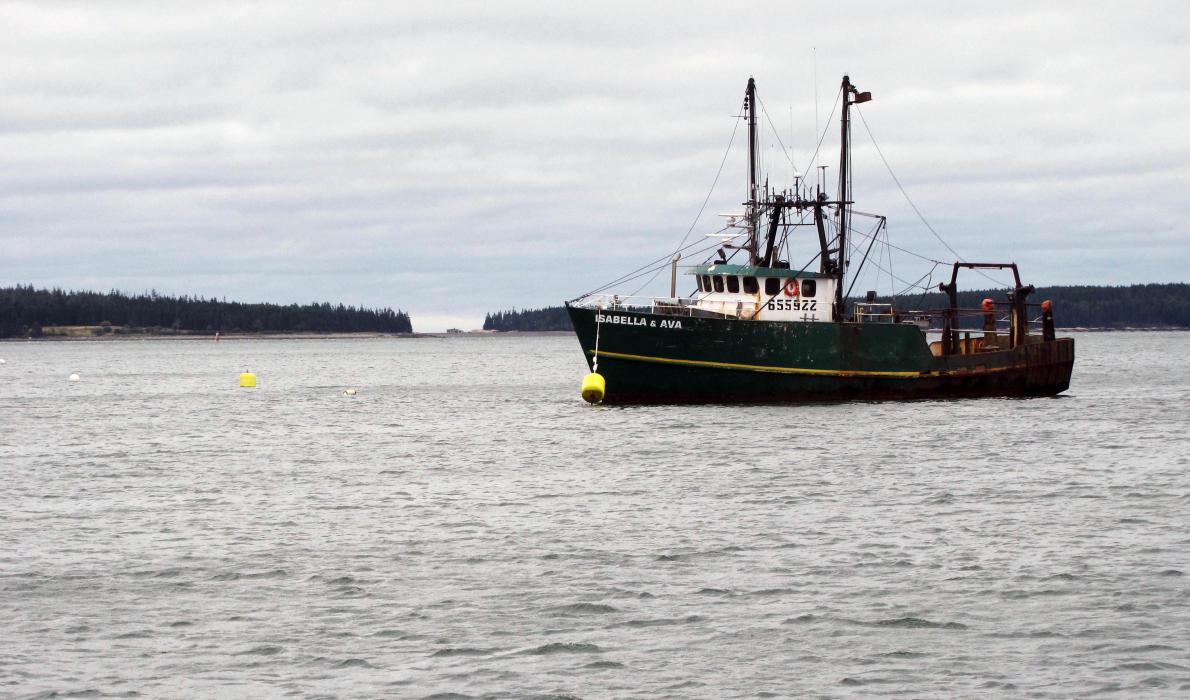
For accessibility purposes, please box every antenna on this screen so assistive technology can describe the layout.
[790,105,796,186]
[813,47,819,176]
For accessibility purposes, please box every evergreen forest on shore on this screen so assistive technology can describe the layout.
[483,307,572,332]
[0,286,412,338]
[483,283,1190,331]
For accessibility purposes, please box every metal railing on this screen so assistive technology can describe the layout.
[574,293,776,321]
[572,294,689,312]
[574,294,1051,351]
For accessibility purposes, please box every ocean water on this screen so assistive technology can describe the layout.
[1,332,1188,698]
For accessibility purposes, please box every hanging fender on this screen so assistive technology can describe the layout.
[783,278,800,297]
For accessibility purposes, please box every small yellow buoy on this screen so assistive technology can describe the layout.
[239,370,257,388]
[580,372,605,404]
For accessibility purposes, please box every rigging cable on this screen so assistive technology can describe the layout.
[627,100,747,297]
[571,227,739,301]
[592,313,601,372]
[846,218,939,301]
[805,88,842,185]
[641,88,836,300]
[758,96,800,174]
[848,214,946,265]
[848,208,943,303]
[882,222,895,304]
[854,105,1010,288]
[609,229,738,296]
[843,217,886,301]
[901,266,940,297]
[843,237,936,296]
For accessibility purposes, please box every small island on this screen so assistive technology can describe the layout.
[483,307,572,332]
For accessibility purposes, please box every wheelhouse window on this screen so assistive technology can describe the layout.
[743,276,758,294]
[801,279,817,297]
[701,275,711,292]
[726,276,740,293]
[765,277,780,295]
[712,276,724,293]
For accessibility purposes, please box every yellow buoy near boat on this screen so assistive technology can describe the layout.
[239,370,257,388]
[581,372,605,404]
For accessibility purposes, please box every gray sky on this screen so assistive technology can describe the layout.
[2,1,1187,331]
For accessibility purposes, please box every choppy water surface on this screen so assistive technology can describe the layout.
[1,332,1188,698]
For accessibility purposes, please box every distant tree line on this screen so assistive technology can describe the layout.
[484,307,572,331]
[483,284,1190,331]
[0,285,412,337]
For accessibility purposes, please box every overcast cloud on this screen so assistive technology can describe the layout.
[1,1,1187,330]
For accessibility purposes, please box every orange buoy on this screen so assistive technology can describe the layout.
[981,298,995,311]
[1041,299,1053,312]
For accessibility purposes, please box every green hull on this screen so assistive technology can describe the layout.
[567,305,1073,404]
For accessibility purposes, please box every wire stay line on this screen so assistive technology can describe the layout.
[854,105,1010,288]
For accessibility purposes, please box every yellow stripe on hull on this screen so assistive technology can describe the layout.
[589,349,1018,379]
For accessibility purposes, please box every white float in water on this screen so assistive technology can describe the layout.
[69,373,80,382]
[342,388,358,396]
[0,358,6,364]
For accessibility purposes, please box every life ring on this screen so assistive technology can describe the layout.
[782,278,800,297]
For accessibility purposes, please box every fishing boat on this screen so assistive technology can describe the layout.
[565,75,1074,404]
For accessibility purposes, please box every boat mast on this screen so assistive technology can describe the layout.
[746,77,760,265]
[835,75,870,317]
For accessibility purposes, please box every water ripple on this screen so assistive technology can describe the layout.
[2,333,1187,697]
